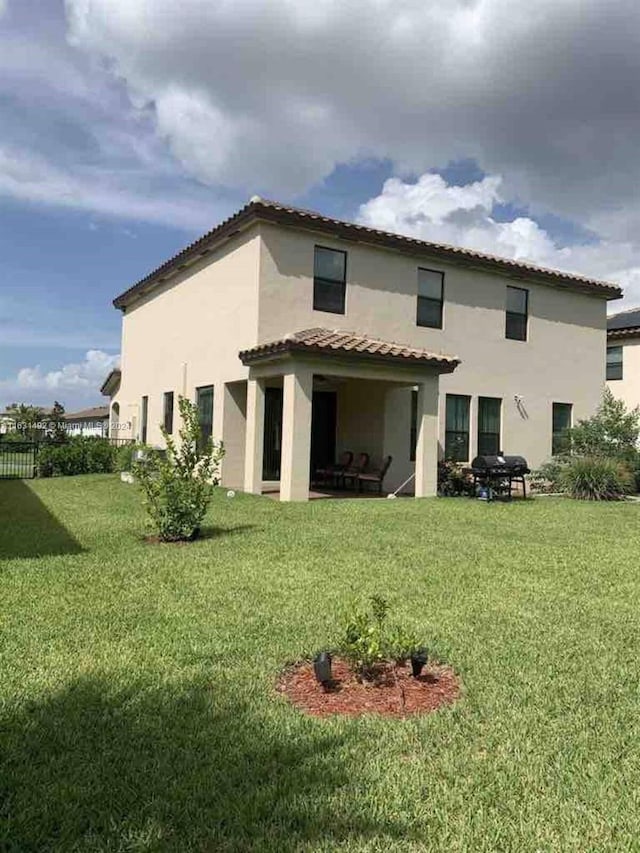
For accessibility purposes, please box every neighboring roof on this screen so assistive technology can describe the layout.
[239,328,460,372]
[0,407,53,418]
[113,197,622,310]
[100,368,121,396]
[64,406,110,421]
[607,307,640,338]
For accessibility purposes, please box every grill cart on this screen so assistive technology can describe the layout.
[470,453,530,501]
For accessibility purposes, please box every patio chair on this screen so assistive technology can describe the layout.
[314,450,354,488]
[341,452,370,491]
[357,455,393,495]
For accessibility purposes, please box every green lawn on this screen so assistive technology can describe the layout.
[1,476,640,852]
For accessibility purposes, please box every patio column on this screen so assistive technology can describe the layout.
[415,378,439,498]
[244,378,265,495]
[280,367,313,502]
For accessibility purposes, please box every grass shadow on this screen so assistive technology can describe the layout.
[141,525,258,546]
[198,523,258,540]
[0,675,411,851]
[0,480,84,560]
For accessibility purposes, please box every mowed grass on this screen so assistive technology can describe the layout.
[1,476,640,852]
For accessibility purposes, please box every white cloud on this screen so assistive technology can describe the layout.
[0,350,119,409]
[0,6,238,231]
[0,145,226,231]
[358,173,640,305]
[64,0,640,232]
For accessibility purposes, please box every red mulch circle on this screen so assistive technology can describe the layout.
[276,656,461,718]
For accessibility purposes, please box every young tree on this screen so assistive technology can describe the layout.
[570,387,640,458]
[48,401,67,441]
[134,396,225,542]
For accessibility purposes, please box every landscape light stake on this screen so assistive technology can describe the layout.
[313,651,333,686]
[411,648,428,678]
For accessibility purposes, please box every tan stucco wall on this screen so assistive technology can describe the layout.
[607,336,640,411]
[258,224,608,470]
[113,227,261,456]
[336,380,387,463]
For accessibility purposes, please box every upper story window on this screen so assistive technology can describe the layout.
[163,391,174,435]
[313,246,346,314]
[607,345,623,380]
[506,286,528,341]
[417,268,444,329]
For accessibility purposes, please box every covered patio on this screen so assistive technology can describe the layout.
[236,329,460,502]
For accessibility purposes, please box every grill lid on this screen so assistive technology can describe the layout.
[471,454,530,473]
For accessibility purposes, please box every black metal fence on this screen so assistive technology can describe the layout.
[0,441,38,479]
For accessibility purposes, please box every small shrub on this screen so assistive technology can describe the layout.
[84,438,116,473]
[1,430,39,444]
[627,454,640,494]
[134,396,224,542]
[560,456,633,501]
[115,441,146,472]
[341,603,387,677]
[530,456,571,494]
[339,596,423,678]
[438,460,474,496]
[387,623,421,665]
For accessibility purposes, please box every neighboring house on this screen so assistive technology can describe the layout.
[64,406,110,438]
[104,197,621,500]
[0,412,15,434]
[0,407,53,437]
[606,308,640,409]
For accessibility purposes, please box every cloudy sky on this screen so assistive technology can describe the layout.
[1,0,639,410]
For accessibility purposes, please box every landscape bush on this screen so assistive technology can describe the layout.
[570,387,640,459]
[559,456,633,501]
[340,595,423,678]
[437,460,474,496]
[37,437,116,477]
[0,431,36,444]
[529,456,571,493]
[115,441,147,472]
[134,396,224,542]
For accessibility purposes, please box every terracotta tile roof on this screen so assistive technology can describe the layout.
[113,196,622,309]
[607,307,640,338]
[239,328,460,372]
[64,406,110,421]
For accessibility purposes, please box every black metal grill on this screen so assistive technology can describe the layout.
[470,453,530,500]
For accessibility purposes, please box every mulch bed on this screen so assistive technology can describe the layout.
[277,656,461,719]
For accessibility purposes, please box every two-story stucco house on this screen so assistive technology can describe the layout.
[104,197,621,500]
[607,309,640,411]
